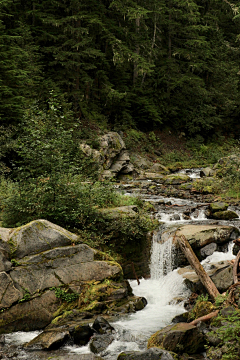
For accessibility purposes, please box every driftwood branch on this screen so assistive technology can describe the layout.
[189,310,219,326]
[176,235,220,300]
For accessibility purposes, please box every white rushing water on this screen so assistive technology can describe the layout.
[67,236,189,358]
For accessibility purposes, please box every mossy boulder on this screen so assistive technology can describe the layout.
[211,210,239,220]
[147,323,204,354]
[209,202,229,213]
[0,220,146,334]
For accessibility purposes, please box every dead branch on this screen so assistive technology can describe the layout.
[189,310,219,326]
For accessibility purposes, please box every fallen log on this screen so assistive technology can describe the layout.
[233,250,240,284]
[189,310,219,326]
[176,235,220,300]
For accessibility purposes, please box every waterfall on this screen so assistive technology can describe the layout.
[150,232,174,279]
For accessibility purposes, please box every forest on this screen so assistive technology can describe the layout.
[1,0,240,138]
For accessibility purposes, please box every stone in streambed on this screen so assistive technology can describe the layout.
[147,323,204,354]
[89,334,114,354]
[209,202,228,213]
[118,348,176,359]
[25,328,70,350]
[92,316,115,334]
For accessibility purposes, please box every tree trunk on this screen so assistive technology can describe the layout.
[176,235,220,300]
[233,250,240,284]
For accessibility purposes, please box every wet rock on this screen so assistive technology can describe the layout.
[147,323,204,354]
[117,347,176,359]
[133,296,147,311]
[92,316,115,335]
[211,210,239,220]
[200,243,217,259]
[71,324,94,345]
[25,329,70,350]
[89,334,114,354]
[179,260,233,293]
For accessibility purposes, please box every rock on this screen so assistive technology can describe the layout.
[150,163,169,174]
[174,224,239,249]
[0,290,61,333]
[92,316,115,334]
[211,210,239,220]
[25,328,70,350]
[178,260,233,293]
[9,244,121,296]
[211,265,233,292]
[171,312,189,324]
[200,167,212,177]
[165,174,191,185]
[0,220,139,334]
[7,219,79,259]
[0,250,12,272]
[209,202,229,213]
[117,348,176,359]
[133,296,147,311]
[147,323,204,354]
[89,334,114,354]
[200,243,217,259]
[81,132,134,178]
[0,272,22,309]
[131,154,152,169]
[98,206,138,218]
[71,324,94,345]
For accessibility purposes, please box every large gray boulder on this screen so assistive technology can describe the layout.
[6,219,79,259]
[0,220,141,334]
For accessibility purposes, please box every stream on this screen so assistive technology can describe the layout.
[2,169,240,359]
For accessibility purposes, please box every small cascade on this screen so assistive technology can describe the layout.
[150,232,174,278]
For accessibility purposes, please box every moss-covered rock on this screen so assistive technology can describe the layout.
[212,210,239,220]
[147,323,204,354]
[209,202,229,213]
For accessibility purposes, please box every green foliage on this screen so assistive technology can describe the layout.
[51,287,79,303]
[18,288,31,303]
[215,292,229,308]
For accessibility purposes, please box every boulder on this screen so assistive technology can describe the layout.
[150,163,169,174]
[0,220,143,334]
[7,219,79,259]
[147,323,204,354]
[98,206,138,219]
[174,224,239,249]
[92,316,115,335]
[200,243,217,259]
[89,334,114,354]
[211,210,239,220]
[117,348,176,359]
[165,174,191,185]
[209,202,229,213]
[81,132,134,177]
[178,260,233,293]
[200,167,212,177]
[24,328,70,350]
[71,324,94,345]
[131,154,152,169]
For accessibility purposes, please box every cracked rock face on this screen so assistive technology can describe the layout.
[0,219,123,334]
